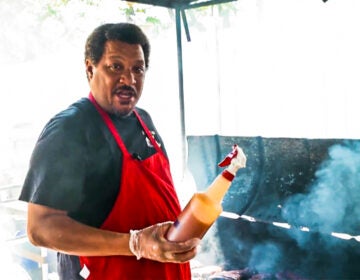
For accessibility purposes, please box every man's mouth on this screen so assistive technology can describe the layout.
[114,88,136,102]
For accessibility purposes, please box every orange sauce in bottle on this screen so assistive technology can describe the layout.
[167,171,234,242]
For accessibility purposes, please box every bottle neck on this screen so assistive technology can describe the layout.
[205,170,234,205]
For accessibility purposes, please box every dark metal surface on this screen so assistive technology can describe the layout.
[125,0,192,8]
[187,135,360,279]
[126,0,236,9]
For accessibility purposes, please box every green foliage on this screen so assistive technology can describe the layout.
[80,0,98,5]
[45,4,58,17]
[146,16,161,25]
[0,0,239,63]
[37,1,238,28]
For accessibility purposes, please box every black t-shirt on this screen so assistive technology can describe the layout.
[19,97,167,227]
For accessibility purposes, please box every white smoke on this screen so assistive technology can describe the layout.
[248,242,282,273]
[282,141,360,248]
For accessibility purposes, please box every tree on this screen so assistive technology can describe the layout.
[0,0,237,63]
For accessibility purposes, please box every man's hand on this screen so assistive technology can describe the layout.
[129,222,200,263]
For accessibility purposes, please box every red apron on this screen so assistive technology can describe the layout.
[78,94,191,280]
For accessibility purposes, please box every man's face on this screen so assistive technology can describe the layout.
[86,40,146,116]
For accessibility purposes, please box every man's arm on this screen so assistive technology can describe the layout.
[26,202,200,262]
[27,202,131,256]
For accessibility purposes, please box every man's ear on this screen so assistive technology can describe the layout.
[85,60,94,80]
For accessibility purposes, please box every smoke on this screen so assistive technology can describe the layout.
[282,140,360,248]
[241,141,360,277]
[248,242,282,274]
[187,136,360,277]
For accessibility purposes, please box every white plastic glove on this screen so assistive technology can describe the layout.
[129,222,200,263]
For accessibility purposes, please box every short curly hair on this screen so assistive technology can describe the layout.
[84,23,150,69]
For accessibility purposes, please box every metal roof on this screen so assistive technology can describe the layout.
[126,0,236,9]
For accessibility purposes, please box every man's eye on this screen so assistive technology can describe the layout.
[108,64,122,72]
[133,66,145,75]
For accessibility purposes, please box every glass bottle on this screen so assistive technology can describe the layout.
[166,145,246,242]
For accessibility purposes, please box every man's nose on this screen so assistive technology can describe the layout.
[120,69,136,85]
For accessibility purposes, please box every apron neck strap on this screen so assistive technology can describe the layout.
[88,93,163,156]
[88,93,129,155]
[133,110,163,155]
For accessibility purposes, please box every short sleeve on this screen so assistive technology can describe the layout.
[19,109,87,212]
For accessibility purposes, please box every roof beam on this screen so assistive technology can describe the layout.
[126,0,237,9]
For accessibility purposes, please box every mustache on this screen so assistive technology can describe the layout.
[113,85,137,95]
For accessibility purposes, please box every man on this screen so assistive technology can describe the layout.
[19,22,199,280]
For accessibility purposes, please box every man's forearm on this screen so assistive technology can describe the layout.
[27,203,133,257]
